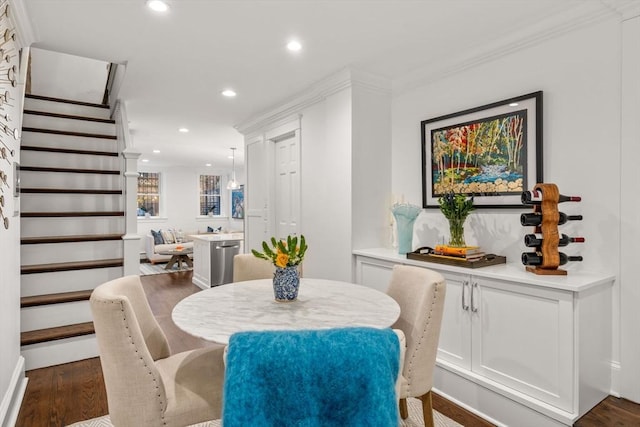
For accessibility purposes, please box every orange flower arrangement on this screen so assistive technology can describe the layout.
[252,235,308,268]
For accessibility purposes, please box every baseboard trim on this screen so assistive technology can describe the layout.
[610,360,622,398]
[432,386,505,427]
[0,356,28,427]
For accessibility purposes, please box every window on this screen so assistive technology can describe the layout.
[137,172,160,217]
[200,175,221,216]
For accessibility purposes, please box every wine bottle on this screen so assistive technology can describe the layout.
[521,251,583,266]
[524,233,585,247]
[520,212,583,226]
[521,190,581,205]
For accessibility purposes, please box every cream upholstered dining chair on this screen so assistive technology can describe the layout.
[386,265,447,427]
[232,253,304,282]
[90,275,226,427]
[232,253,275,282]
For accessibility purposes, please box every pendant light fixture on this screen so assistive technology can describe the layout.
[227,147,240,190]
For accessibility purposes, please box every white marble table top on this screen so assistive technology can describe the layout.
[171,278,401,345]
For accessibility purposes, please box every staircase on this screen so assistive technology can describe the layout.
[19,94,125,370]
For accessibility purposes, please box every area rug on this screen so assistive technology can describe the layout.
[65,397,463,426]
[139,262,193,275]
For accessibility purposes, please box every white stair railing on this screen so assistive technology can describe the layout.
[113,100,141,276]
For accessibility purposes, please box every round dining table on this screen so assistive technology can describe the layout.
[171,278,401,345]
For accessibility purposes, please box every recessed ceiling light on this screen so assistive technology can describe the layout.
[287,40,302,52]
[142,159,150,163]
[153,149,160,153]
[222,89,237,98]
[509,102,519,107]
[178,127,189,133]
[205,163,212,167]
[147,0,169,12]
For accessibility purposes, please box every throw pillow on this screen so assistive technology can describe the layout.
[161,229,176,244]
[174,229,185,243]
[207,226,214,233]
[151,229,164,245]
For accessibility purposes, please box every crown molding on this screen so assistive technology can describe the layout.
[394,1,624,95]
[601,0,640,20]
[235,67,390,135]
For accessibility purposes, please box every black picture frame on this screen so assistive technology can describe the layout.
[421,91,543,209]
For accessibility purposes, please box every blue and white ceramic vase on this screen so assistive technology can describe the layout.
[273,266,300,302]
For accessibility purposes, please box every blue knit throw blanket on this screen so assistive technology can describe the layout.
[222,327,400,427]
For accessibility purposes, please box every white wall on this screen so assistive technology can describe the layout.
[351,82,392,253]
[619,13,640,402]
[29,47,109,104]
[300,89,353,280]
[0,39,27,427]
[392,16,626,392]
[136,165,244,254]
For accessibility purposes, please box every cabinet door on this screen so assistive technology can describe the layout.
[354,256,394,293]
[471,277,573,411]
[192,239,210,286]
[245,137,270,254]
[437,271,472,370]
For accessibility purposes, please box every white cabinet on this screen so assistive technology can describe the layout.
[440,273,574,411]
[354,248,614,427]
[192,238,211,289]
[191,234,244,290]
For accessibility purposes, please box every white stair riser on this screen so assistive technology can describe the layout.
[20,171,121,190]
[20,193,123,213]
[24,98,110,120]
[21,150,120,170]
[21,266,124,297]
[21,335,98,371]
[21,131,118,152]
[23,114,115,136]
[21,240,123,265]
[21,300,92,332]
[21,216,124,236]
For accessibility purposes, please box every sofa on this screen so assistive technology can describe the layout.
[145,227,227,263]
[145,229,197,264]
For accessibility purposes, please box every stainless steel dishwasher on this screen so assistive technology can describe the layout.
[210,240,241,286]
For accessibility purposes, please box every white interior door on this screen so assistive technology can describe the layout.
[274,130,300,240]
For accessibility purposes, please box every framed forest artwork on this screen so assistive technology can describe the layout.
[231,185,244,219]
[421,91,543,208]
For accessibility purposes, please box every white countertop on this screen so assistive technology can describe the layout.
[190,232,244,242]
[354,247,615,293]
[172,278,400,345]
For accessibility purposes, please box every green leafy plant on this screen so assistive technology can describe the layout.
[438,192,475,220]
[252,235,308,268]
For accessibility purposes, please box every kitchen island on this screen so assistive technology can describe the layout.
[190,233,244,289]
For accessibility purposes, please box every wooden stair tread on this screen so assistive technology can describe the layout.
[21,234,124,244]
[22,127,116,140]
[21,145,118,157]
[21,290,94,308]
[20,188,123,195]
[21,259,124,274]
[23,109,115,124]
[21,211,125,217]
[19,166,120,175]
[26,93,109,109]
[21,322,95,346]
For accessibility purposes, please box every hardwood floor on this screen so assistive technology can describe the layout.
[15,271,640,426]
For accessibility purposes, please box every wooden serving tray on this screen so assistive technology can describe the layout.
[406,252,507,269]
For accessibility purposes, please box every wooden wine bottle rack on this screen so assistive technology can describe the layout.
[525,183,566,276]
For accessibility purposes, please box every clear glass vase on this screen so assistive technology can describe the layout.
[448,217,467,247]
[391,203,422,254]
